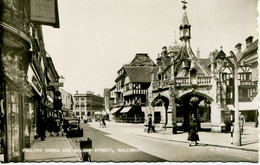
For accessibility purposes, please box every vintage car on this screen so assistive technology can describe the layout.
[63,117,83,137]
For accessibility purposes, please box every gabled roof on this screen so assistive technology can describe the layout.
[124,66,153,83]
[129,53,155,66]
[199,58,211,68]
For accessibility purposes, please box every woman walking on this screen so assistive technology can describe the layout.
[187,118,199,146]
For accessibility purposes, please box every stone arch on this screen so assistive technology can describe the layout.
[176,89,213,131]
[177,89,213,102]
[151,94,169,107]
[150,94,169,124]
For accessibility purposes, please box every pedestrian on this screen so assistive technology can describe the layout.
[147,114,155,133]
[187,118,199,146]
[54,117,60,136]
[239,112,245,135]
[100,116,104,128]
[102,116,106,127]
[39,116,46,141]
[47,116,54,136]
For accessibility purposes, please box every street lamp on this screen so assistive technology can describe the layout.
[229,51,241,146]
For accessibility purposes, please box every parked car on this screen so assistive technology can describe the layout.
[63,117,83,137]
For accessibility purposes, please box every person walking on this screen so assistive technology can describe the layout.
[187,118,199,146]
[147,114,155,133]
[239,112,245,135]
[102,116,106,127]
[47,116,54,136]
[39,116,46,141]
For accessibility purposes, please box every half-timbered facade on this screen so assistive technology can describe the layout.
[110,53,155,123]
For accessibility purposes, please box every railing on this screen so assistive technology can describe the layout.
[123,89,147,96]
[152,76,212,89]
[239,80,252,86]
[197,76,211,85]
[175,77,190,86]
[1,4,30,37]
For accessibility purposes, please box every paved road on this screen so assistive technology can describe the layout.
[68,122,258,162]
[68,123,165,162]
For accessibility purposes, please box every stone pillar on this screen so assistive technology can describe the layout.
[166,105,173,126]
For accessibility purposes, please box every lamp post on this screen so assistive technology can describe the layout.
[229,51,241,146]
[169,50,177,134]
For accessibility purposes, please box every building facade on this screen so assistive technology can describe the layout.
[0,0,61,162]
[60,88,74,117]
[106,2,258,133]
[73,91,104,119]
[109,53,155,123]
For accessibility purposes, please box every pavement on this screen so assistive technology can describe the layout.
[24,132,81,162]
[89,121,259,152]
[24,121,258,162]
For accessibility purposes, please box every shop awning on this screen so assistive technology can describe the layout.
[109,107,122,114]
[227,99,258,111]
[120,107,132,113]
[94,111,101,115]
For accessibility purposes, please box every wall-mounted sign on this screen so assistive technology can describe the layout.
[27,0,60,28]
[49,82,64,87]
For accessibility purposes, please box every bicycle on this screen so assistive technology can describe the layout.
[75,138,92,162]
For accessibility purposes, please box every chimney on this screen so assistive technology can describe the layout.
[76,90,78,94]
[197,47,200,59]
[161,46,168,58]
[246,36,253,48]
[235,43,242,54]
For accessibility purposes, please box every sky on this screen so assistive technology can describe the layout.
[42,0,258,96]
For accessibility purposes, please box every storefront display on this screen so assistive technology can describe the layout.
[6,84,22,161]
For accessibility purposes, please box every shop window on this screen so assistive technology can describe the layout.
[6,85,21,160]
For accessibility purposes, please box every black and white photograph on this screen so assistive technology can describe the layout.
[0,0,258,163]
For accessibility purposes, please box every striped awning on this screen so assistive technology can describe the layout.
[120,107,132,113]
[109,107,122,114]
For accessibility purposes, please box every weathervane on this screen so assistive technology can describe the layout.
[181,0,187,10]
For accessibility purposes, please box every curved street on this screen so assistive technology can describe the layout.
[68,121,258,162]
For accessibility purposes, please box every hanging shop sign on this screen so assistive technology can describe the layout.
[27,64,43,96]
[27,0,60,28]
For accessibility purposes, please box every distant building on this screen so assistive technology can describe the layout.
[60,88,74,117]
[73,91,104,119]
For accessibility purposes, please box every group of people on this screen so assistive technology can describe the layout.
[146,114,199,146]
[146,112,246,147]
[39,116,63,141]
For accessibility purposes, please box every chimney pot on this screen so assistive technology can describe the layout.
[235,43,242,54]
[246,36,253,48]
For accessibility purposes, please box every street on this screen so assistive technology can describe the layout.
[68,122,258,162]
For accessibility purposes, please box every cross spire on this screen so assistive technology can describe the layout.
[181,0,187,10]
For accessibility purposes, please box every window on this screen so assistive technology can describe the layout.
[81,111,85,116]
[76,111,79,116]
[81,104,85,109]
[81,97,85,101]
[75,104,79,109]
